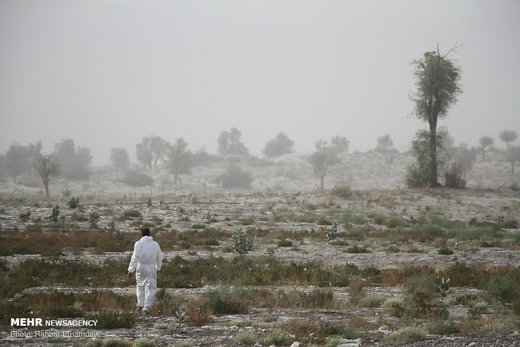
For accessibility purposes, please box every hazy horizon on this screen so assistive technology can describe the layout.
[1,0,519,165]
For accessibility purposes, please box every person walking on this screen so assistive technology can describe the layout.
[128,227,163,313]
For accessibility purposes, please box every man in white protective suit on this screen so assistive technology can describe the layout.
[128,227,163,313]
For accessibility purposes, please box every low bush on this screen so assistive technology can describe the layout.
[346,245,371,253]
[262,330,291,346]
[231,229,254,254]
[86,339,132,347]
[437,246,454,255]
[277,239,293,247]
[207,287,248,315]
[133,339,156,347]
[94,311,134,329]
[385,326,426,345]
[120,170,154,187]
[234,332,257,345]
[331,185,352,199]
[487,275,519,303]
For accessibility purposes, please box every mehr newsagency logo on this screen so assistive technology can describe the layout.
[11,318,98,327]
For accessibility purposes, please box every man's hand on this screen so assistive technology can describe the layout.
[128,272,134,277]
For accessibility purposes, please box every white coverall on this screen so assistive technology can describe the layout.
[128,236,163,310]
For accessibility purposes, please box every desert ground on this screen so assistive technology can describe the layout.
[1,152,519,346]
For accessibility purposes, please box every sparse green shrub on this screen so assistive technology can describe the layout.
[218,164,253,189]
[67,196,80,209]
[185,298,212,327]
[386,245,401,253]
[175,306,186,328]
[444,161,466,188]
[153,323,169,330]
[346,245,371,253]
[331,185,352,199]
[50,205,60,222]
[89,211,100,227]
[262,330,291,346]
[170,342,194,347]
[487,275,519,303]
[427,317,460,334]
[321,324,361,339]
[231,229,254,254]
[277,239,293,247]
[406,163,430,188]
[361,295,385,308]
[467,300,487,319]
[385,326,426,345]
[94,311,134,329]
[513,298,520,316]
[120,170,154,187]
[437,246,453,255]
[234,332,257,345]
[372,214,385,225]
[133,338,156,347]
[19,210,31,223]
[207,287,248,315]
[348,278,365,306]
[124,209,142,218]
[323,335,343,347]
[434,276,450,296]
[385,298,406,318]
[324,222,338,242]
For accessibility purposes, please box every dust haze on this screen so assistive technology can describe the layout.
[0,0,518,165]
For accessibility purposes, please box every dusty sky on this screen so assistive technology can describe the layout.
[0,0,519,165]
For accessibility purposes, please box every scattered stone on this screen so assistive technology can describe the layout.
[290,342,300,347]
[337,338,362,347]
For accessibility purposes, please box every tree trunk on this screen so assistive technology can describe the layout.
[42,176,49,199]
[174,171,179,185]
[319,174,325,192]
[429,122,438,187]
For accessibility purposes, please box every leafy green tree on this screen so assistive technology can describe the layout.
[136,141,153,170]
[110,148,130,170]
[263,133,294,158]
[4,144,31,183]
[375,134,399,174]
[53,139,92,180]
[218,164,253,189]
[33,153,59,199]
[218,128,249,156]
[479,136,493,161]
[330,136,349,153]
[148,135,169,170]
[406,129,448,188]
[504,145,520,175]
[411,46,462,187]
[166,138,192,184]
[308,139,341,192]
[136,135,168,170]
[499,130,518,149]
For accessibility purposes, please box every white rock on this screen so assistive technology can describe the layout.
[337,338,362,347]
[290,342,300,347]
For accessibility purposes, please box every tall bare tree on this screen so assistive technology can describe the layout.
[308,140,341,192]
[34,154,59,199]
[166,138,192,184]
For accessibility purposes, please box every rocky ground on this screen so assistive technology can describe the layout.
[0,153,519,346]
